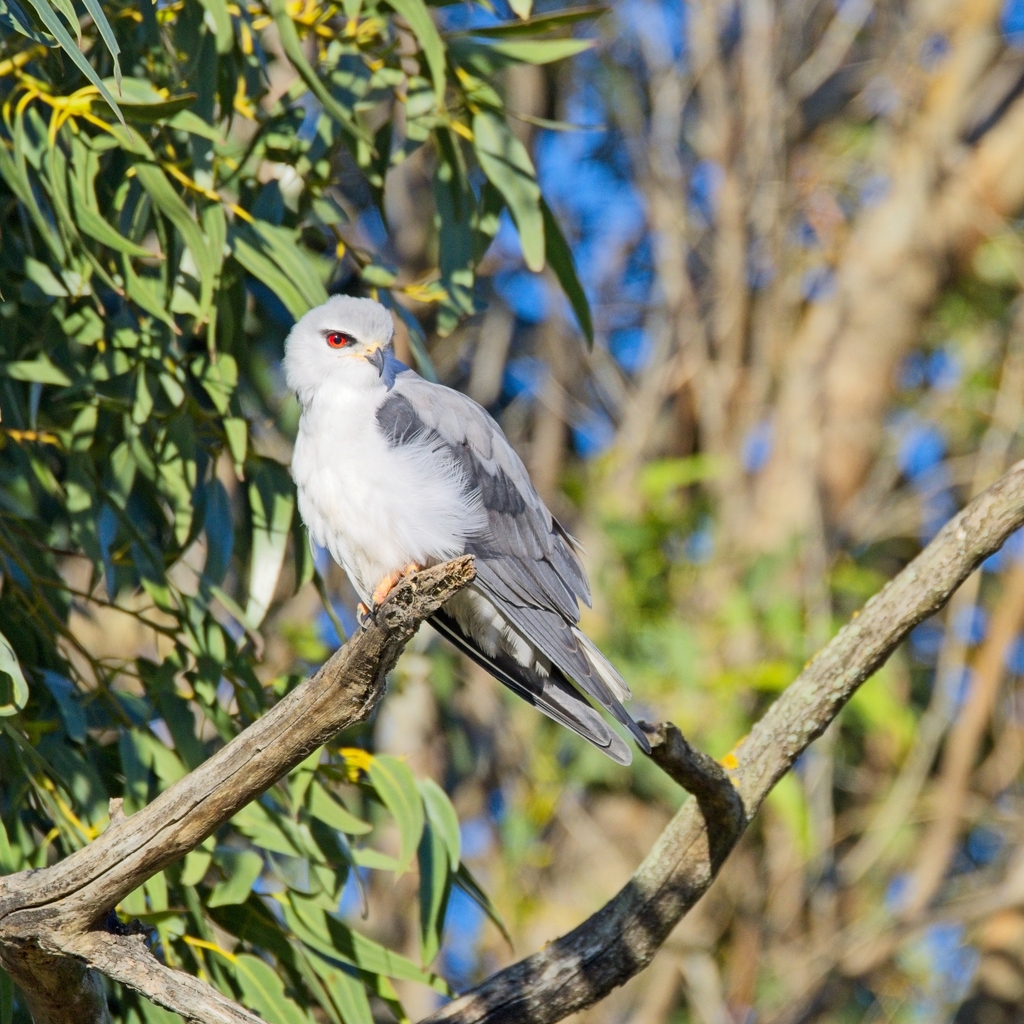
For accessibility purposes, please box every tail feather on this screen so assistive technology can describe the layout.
[572,629,651,754]
[430,610,633,766]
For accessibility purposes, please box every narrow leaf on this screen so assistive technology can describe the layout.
[20,0,125,124]
[245,462,295,628]
[208,849,264,907]
[367,755,424,874]
[454,862,512,949]
[308,782,372,836]
[385,0,447,104]
[80,0,122,86]
[541,197,593,344]
[197,0,233,53]
[234,952,313,1024]
[0,632,28,718]
[417,818,451,966]
[486,37,594,64]
[472,109,544,271]
[6,352,71,385]
[419,779,460,869]
[266,0,366,140]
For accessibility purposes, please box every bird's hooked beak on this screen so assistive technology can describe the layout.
[364,346,386,377]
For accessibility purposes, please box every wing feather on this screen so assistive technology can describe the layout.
[430,611,632,766]
[381,373,649,758]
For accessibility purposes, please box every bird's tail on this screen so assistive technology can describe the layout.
[430,610,635,765]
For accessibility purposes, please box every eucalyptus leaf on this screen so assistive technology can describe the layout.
[472,109,545,272]
[367,755,424,875]
[0,633,27,718]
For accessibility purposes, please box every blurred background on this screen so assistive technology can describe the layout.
[10,0,1024,1020]
[285,1,1024,1020]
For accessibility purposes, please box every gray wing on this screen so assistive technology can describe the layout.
[378,372,650,756]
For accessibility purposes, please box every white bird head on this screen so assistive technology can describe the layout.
[284,295,398,404]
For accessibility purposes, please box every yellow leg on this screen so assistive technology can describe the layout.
[370,562,422,606]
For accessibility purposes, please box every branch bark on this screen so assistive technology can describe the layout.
[420,461,1024,1024]
[0,556,477,1024]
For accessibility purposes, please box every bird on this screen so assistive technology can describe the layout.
[284,294,651,765]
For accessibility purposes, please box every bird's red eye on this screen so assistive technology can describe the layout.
[326,331,353,349]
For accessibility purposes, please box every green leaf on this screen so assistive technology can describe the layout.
[485,37,594,64]
[41,672,87,743]
[384,0,447,105]
[417,815,451,965]
[46,0,78,43]
[472,110,544,272]
[541,197,592,344]
[202,477,234,588]
[245,462,295,628]
[233,801,302,857]
[419,779,460,869]
[209,849,264,907]
[292,518,315,593]
[447,6,605,36]
[20,0,125,125]
[0,814,24,874]
[306,954,374,1024]
[95,78,197,122]
[234,952,313,1024]
[180,846,213,887]
[74,201,154,258]
[196,0,233,53]
[191,352,238,415]
[307,782,372,836]
[133,163,215,319]
[509,0,532,16]
[80,0,122,87]
[0,630,28,720]
[454,862,512,949]
[367,755,424,875]
[224,417,248,477]
[0,0,53,44]
[5,354,71,386]
[24,257,68,297]
[229,227,311,321]
[350,846,401,871]
[165,109,226,144]
[266,0,366,140]
[251,221,328,310]
[433,128,476,334]
[282,894,453,994]
[121,257,177,331]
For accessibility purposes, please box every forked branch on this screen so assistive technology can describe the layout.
[420,461,1024,1024]
[5,462,1024,1024]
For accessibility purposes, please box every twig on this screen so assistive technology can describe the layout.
[640,722,744,870]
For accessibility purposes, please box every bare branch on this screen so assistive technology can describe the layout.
[421,462,1024,1024]
[639,722,744,870]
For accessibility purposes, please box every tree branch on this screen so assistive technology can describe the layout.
[0,556,477,1024]
[420,461,1024,1024]
[639,722,744,870]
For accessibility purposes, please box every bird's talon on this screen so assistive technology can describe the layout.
[356,602,371,628]
[370,563,424,606]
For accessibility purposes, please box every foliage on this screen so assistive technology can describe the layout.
[0,0,592,1017]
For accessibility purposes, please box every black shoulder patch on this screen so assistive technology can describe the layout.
[376,393,424,446]
[479,465,528,516]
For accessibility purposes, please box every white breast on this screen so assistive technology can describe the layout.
[291,382,485,602]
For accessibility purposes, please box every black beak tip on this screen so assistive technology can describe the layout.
[366,348,386,376]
